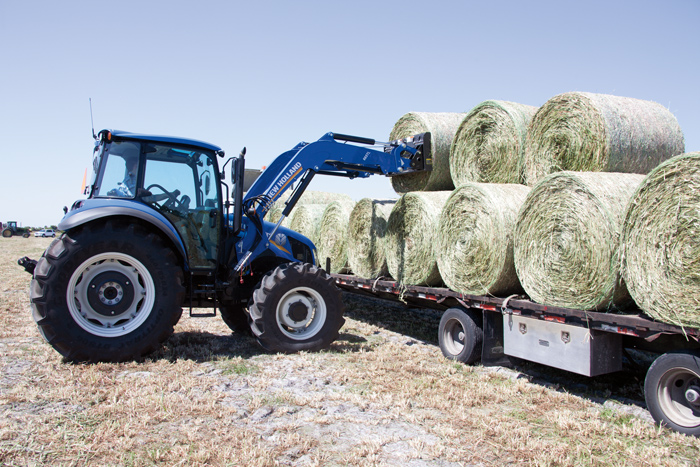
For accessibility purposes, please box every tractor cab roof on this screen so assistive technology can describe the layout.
[103,130,223,154]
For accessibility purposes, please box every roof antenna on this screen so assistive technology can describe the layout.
[89,98,97,140]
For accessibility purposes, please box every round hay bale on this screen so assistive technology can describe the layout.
[621,152,700,328]
[436,183,531,296]
[316,199,356,273]
[289,204,327,244]
[346,198,397,278]
[450,100,538,185]
[514,171,644,310]
[524,92,685,186]
[389,112,465,193]
[385,191,452,285]
[267,190,352,223]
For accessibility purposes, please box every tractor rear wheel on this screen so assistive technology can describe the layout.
[248,263,345,353]
[2,229,11,238]
[30,221,185,362]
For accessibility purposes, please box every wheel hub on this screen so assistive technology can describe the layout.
[440,318,466,356]
[275,286,327,341]
[686,386,700,405]
[87,271,135,317]
[288,301,309,323]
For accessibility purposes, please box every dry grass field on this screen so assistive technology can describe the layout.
[1,237,699,466]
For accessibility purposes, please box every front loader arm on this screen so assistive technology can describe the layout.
[233,131,430,273]
[244,131,431,218]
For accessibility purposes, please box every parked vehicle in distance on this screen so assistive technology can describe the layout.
[2,221,30,238]
[34,229,56,238]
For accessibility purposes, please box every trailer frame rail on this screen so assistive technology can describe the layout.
[332,274,700,343]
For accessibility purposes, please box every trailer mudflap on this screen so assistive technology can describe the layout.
[503,314,623,377]
[481,311,516,368]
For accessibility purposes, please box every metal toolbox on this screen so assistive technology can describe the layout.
[503,314,622,376]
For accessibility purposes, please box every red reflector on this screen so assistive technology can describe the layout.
[544,315,566,324]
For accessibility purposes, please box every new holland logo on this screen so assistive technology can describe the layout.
[274,233,287,246]
[269,162,303,199]
[269,232,291,254]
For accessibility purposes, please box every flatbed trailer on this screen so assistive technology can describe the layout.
[331,273,700,437]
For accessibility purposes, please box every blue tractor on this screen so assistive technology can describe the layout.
[23,129,430,361]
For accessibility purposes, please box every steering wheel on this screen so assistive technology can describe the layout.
[144,184,181,210]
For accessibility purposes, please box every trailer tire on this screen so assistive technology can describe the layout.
[644,351,700,436]
[248,263,345,353]
[438,307,483,364]
[30,221,185,362]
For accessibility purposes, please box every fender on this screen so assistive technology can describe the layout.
[58,198,188,264]
[236,216,317,269]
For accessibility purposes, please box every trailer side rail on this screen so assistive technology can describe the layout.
[332,274,700,343]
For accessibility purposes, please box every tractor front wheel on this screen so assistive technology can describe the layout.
[219,301,251,335]
[30,221,185,362]
[248,263,345,353]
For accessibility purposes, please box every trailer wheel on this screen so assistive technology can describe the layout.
[248,263,345,353]
[30,221,185,362]
[645,351,700,436]
[438,307,483,364]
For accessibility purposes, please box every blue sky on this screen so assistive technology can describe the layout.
[1,0,698,227]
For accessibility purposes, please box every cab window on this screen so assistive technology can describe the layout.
[94,141,141,198]
[141,145,220,269]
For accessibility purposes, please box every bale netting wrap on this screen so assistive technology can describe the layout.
[389,112,465,193]
[346,198,397,279]
[524,92,685,186]
[514,171,644,310]
[450,100,538,185]
[288,204,327,245]
[436,183,531,296]
[621,152,700,328]
[316,199,356,274]
[385,191,452,286]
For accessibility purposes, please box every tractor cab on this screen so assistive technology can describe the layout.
[83,130,226,270]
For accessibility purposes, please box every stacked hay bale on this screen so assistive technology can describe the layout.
[450,100,538,185]
[621,152,700,328]
[288,204,328,245]
[523,92,685,186]
[436,183,530,296]
[316,199,356,274]
[346,198,396,278]
[267,190,352,224]
[389,112,465,193]
[514,171,644,310]
[385,191,452,285]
